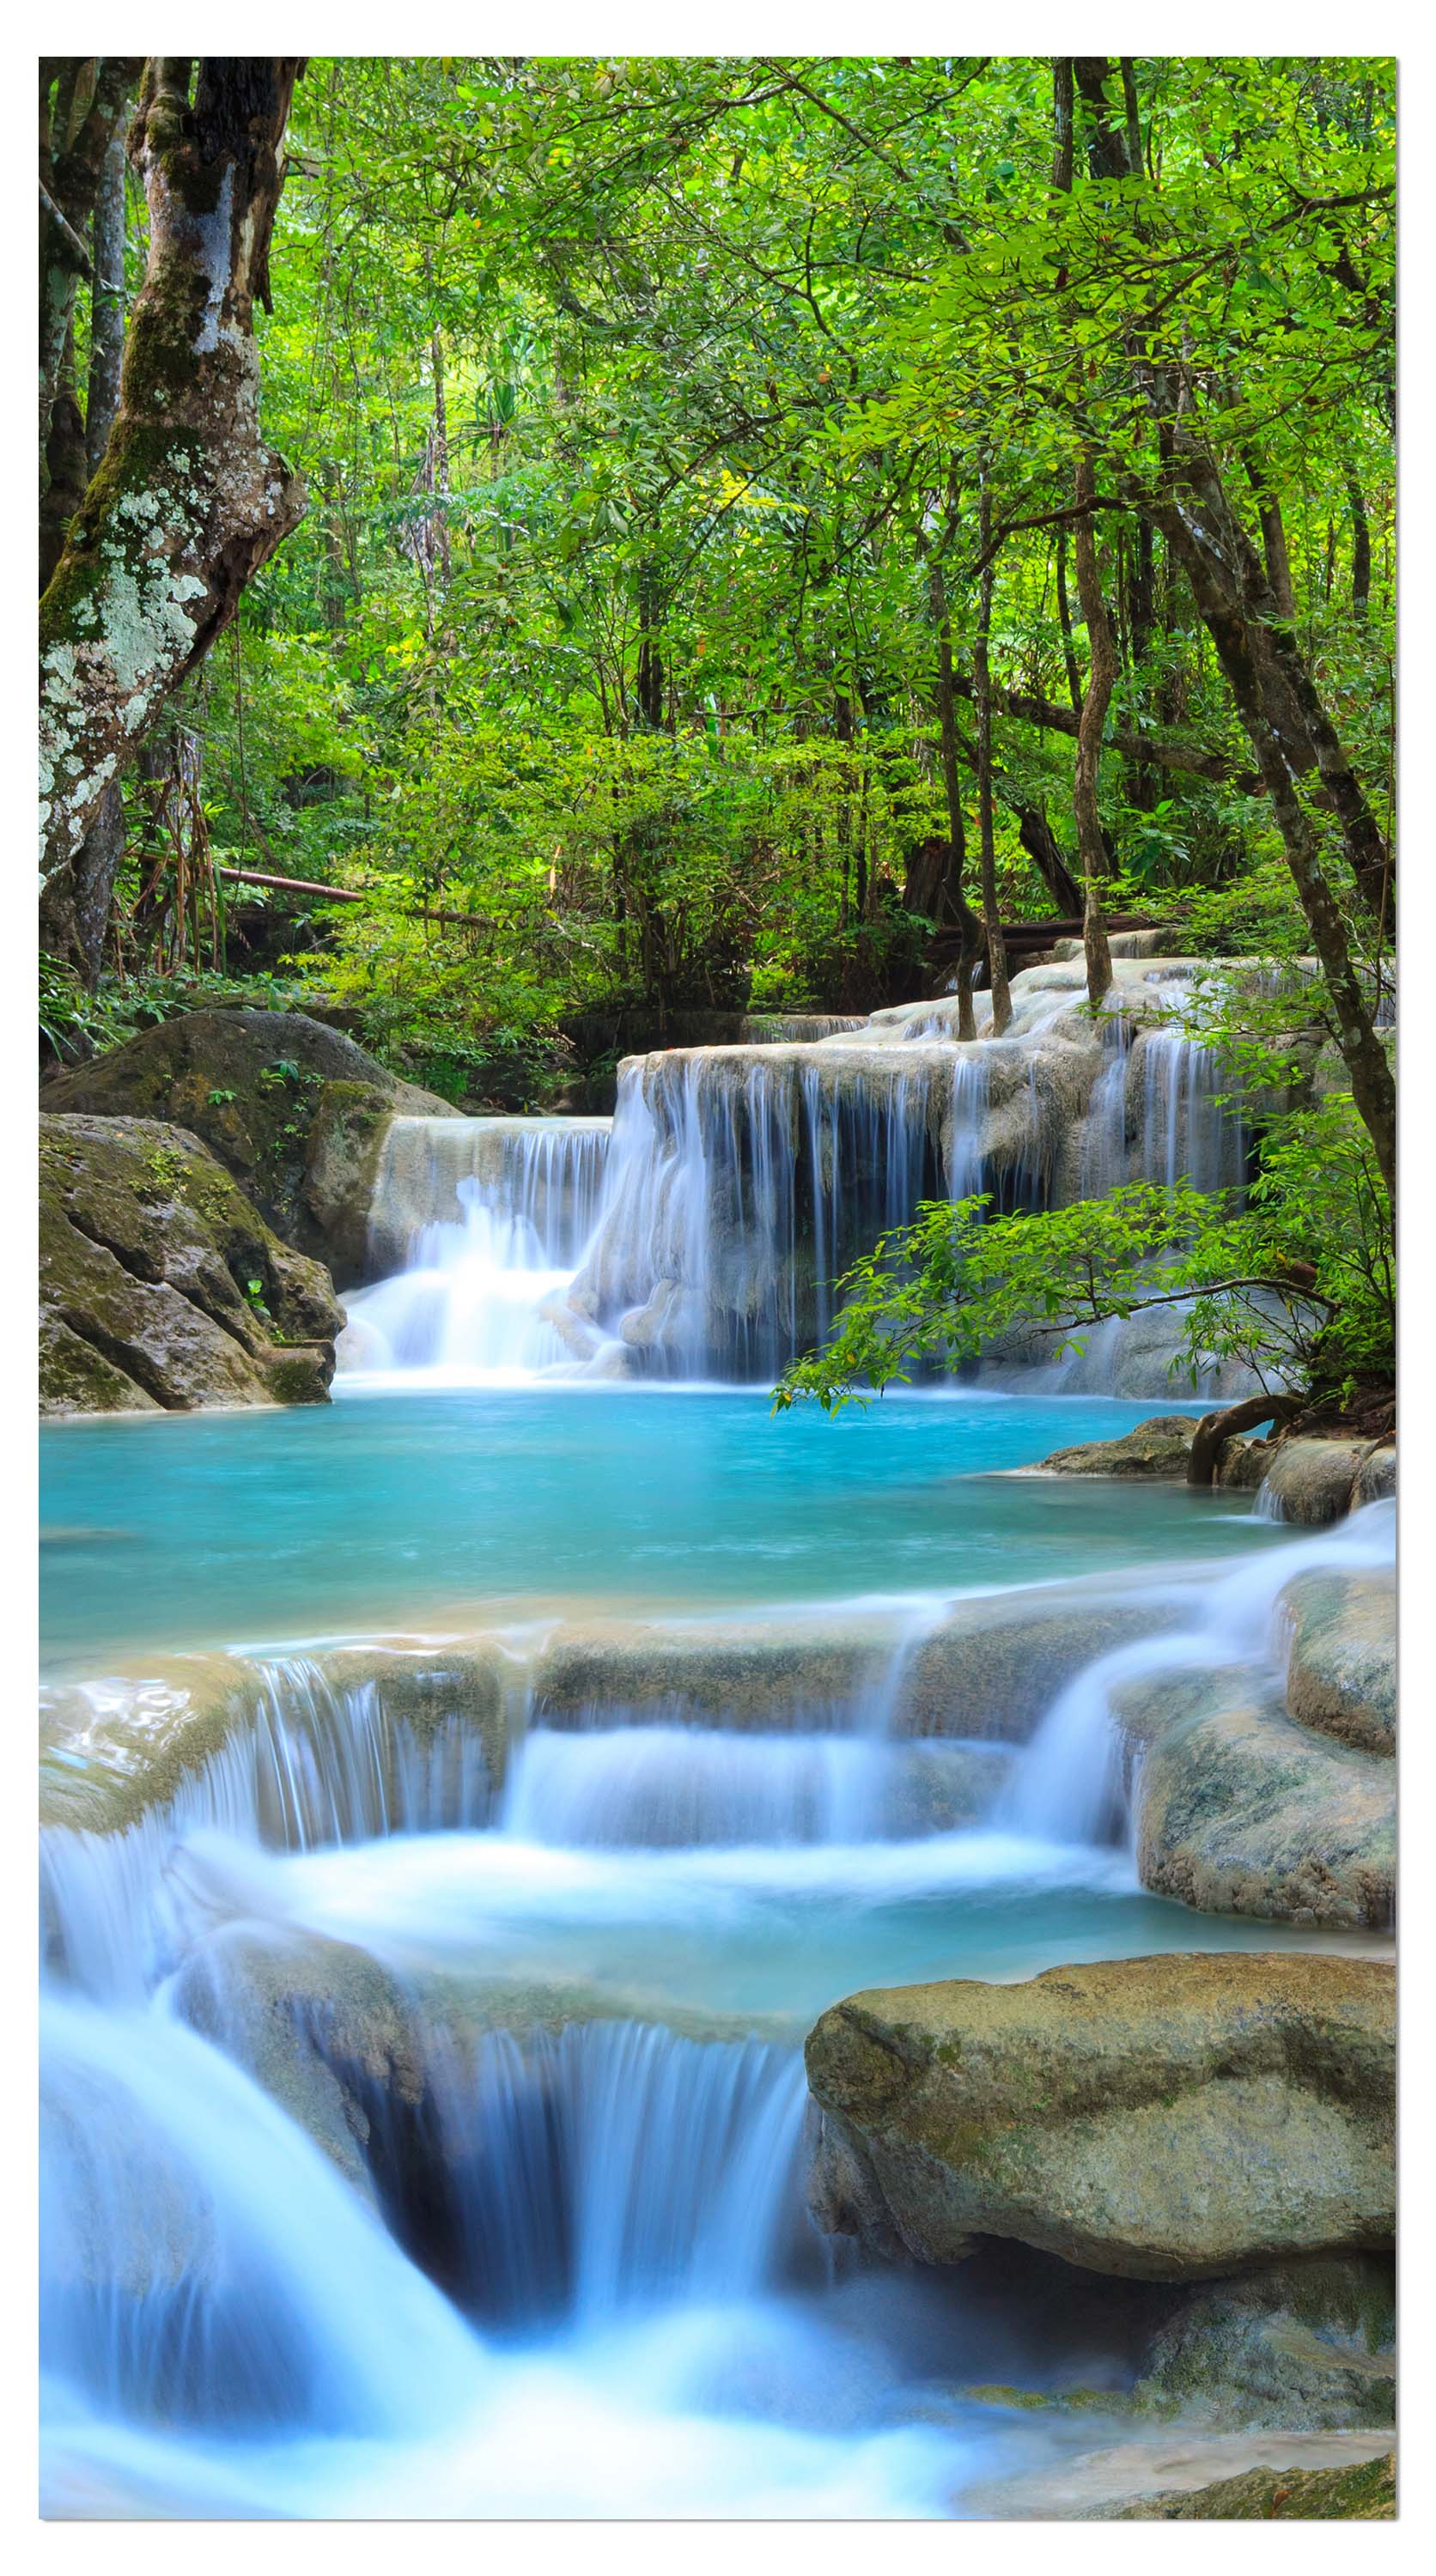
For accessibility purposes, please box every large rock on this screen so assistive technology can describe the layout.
[1115,1667,1395,1927]
[1281,1571,1396,1755]
[40,1115,342,1417]
[1132,2256,1396,2432]
[41,1010,456,1284]
[1351,1443,1396,1508]
[806,1953,1393,2281]
[1037,1415,1197,1478]
[1262,1438,1366,1527]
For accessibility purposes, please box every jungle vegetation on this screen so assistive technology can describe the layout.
[37,53,1396,1399]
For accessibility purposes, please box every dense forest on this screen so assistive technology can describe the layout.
[39,51,1395,1404]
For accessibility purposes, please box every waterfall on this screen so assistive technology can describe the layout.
[573,1049,958,1380]
[41,1991,490,2437]
[41,1656,498,2002]
[341,1115,612,1379]
[409,2020,808,2329]
[1003,1499,1396,1846]
[1138,1027,1246,1198]
[332,959,1259,1390]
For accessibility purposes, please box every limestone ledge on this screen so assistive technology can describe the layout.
[39,1567,1199,1836]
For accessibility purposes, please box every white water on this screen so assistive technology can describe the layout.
[40,1498,1393,2517]
[342,1115,612,1380]
[338,959,1251,1388]
[1005,1498,1395,1844]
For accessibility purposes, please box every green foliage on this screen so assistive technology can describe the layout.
[773,1086,1392,1415]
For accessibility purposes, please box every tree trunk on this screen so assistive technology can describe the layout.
[1348,477,1372,623]
[929,556,983,1039]
[1054,526,1084,718]
[40,59,142,490]
[1147,434,1390,918]
[1050,58,1074,191]
[40,330,88,594]
[1152,478,1395,1193]
[1187,1392,1301,1488]
[1071,453,1114,1005]
[1244,457,1297,619]
[86,118,129,478]
[40,58,307,969]
[1014,805,1083,914]
[975,480,1012,1032]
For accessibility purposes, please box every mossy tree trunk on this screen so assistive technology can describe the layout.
[1071,451,1114,1007]
[40,57,307,970]
[40,58,142,498]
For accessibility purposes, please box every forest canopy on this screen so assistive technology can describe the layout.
[40,54,1393,1139]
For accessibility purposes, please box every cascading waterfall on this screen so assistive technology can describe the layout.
[1004,1498,1396,1846]
[405,2020,809,2328]
[39,1485,1392,2515]
[333,958,1259,1389]
[41,1656,498,2003]
[341,1115,611,1379]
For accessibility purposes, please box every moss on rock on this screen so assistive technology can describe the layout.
[1037,1415,1199,1479]
[1281,1571,1396,1755]
[40,1112,343,1416]
[805,1953,1394,2281]
[41,1009,457,1283]
[1106,2448,1395,2519]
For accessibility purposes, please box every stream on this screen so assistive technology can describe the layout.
[39,1006,1390,2518]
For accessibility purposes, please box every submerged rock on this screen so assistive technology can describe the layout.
[1115,1667,1394,1927]
[40,1115,342,1417]
[805,1953,1393,2281]
[42,1008,455,1285]
[1281,1571,1396,1755]
[1037,1415,1197,1478]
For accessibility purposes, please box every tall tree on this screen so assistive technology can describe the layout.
[40,57,307,970]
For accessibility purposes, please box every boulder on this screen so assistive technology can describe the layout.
[40,1115,342,1417]
[1131,2256,1396,2433]
[1262,1438,1366,1527]
[1281,1571,1396,1755]
[805,1953,1393,2281]
[41,1009,456,1284]
[1037,1415,1197,1478]
[1114,1667,1394,1927]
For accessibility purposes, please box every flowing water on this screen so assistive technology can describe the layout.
[39,973,1388,2519]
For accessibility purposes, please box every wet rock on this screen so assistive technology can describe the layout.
[1352,1443,1396,1507]
[1281,1571,1396,1755]
[171,1925,425,2191]
[1114,1666,1395,1927]
[1037,1415,1197,1478]
[532,1581,1192,1745]
[40,1637,510,1836]
[42,1009,456,1284]
[805,1953,1393,2280]
[40,1115,341,1417]
[1262,1438,1366,1526]
[1132,2255,1396,2433]
[1216,1435,1273,1491]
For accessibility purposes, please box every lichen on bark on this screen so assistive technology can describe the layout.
[39,57,307,967]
